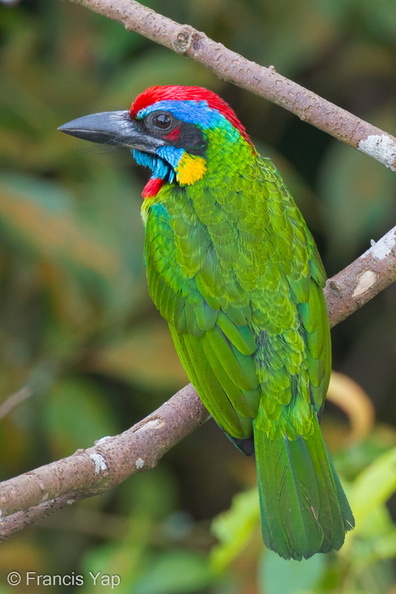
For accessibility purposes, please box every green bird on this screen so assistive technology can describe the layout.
[59,85,354,560]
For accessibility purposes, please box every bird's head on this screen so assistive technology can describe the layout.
[59,85,256,198]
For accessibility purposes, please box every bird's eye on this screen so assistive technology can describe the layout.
[153,113,172,129]
[146,111,174,132]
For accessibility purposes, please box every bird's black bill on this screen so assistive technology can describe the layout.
[58,110,166,153]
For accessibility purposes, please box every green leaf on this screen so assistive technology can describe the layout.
[371,529,396,561]
[134,550,214,594]
[349,446,396,529]
[211,488,260,572]
[259,549,326,594]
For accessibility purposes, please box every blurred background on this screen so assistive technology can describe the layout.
[0,0,395,592]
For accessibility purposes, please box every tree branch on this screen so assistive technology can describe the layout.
[325,226,396,327]
[1,0,395,541]
[1,227,395,540]
[68,0,396,171]
[0,384,209,540]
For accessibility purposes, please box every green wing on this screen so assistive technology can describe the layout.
[144,200,259,438]
[143,157,331,441]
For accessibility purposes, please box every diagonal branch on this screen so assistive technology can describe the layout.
[0,384,209,540]
[1,226,395,540]
[68,0,396,171]
[325,226,396,327]
[1,0,395,541]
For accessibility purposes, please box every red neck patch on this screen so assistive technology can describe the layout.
[142,177,165,199]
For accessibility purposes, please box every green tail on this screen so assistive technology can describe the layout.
[253,416,355,560]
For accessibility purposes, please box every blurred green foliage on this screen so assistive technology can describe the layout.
[0,0,395,592]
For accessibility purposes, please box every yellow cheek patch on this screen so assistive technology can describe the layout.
[176,153,207,186]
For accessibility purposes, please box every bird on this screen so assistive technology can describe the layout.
[59,85,354,560]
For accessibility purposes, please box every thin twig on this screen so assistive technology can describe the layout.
[0,387,33,421]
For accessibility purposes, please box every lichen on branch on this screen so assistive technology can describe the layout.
[1,0,395,542]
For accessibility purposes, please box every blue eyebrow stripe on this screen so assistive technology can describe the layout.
[137,100,223,129]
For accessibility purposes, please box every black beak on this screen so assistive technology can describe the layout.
[58,110,165,154]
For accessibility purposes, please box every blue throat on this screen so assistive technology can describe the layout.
[132,149,175,183]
